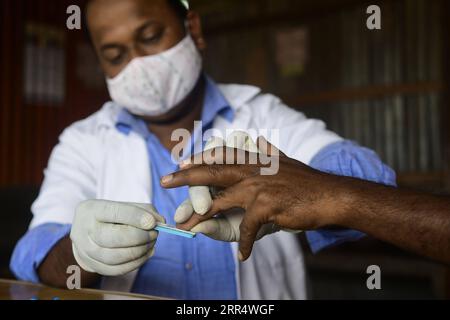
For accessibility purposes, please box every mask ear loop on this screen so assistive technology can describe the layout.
[184,20,191,37]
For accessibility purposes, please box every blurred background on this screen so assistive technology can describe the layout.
[0,0,449,299]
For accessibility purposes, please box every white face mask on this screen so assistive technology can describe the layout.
[106,34,202,117]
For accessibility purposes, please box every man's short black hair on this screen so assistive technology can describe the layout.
[84,0,189,41]
[167,0,188,21]
[85,0,188,22]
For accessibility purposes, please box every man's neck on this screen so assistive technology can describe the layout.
[145,77,205,151]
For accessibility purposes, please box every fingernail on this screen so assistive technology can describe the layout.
[140,215,154,230]
[238,251,244,262]
[161,175,173,185]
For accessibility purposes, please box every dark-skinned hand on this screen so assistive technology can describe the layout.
[161,137,349,261]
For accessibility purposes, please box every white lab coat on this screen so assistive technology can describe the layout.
[30,83,342,300]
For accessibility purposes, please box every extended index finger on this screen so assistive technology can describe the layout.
[179,146,260,170]
[161,164,257,190]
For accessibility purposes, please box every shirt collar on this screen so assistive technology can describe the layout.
[116,75,234,137]
[201,75,234,126]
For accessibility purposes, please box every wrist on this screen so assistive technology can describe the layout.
[323,175,359,227]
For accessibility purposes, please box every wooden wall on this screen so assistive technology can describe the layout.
[196,0,449,193]
[0,0,108,187]
[1,0,449,192]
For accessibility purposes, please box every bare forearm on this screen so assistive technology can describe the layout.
[336,177,450,264]
[38,236,100,288]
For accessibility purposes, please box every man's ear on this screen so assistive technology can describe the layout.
[186,11,207,51]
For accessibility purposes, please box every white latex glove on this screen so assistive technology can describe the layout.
[187,136,225,215]
[70,200,165,276]
[175,132,280,242]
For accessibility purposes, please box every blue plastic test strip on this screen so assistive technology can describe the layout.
[155,222,197,239]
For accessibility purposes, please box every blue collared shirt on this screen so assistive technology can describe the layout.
[10,76,396,298]
[115,76,237,299]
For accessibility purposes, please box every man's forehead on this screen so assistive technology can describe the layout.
[87,0,169,37]
[87,0,169,24]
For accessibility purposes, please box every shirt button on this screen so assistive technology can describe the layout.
[185,263,193,271]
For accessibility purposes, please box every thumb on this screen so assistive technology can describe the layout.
[90,200,158,230]
[129,203,166,225]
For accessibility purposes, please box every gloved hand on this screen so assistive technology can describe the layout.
[175,131,280,242]
[70,200,165,276]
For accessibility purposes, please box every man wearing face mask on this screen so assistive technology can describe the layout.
[10,0,396,300]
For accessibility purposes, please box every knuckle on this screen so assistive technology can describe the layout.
[214,188,227,200]
[76,200,96,215]
[207,165,221,177]
[243,177,259,192]
[255,191,271,206]
[103,201,120,222]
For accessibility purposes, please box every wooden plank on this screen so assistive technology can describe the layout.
[195,0,377,36]
[285,82,444,107]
